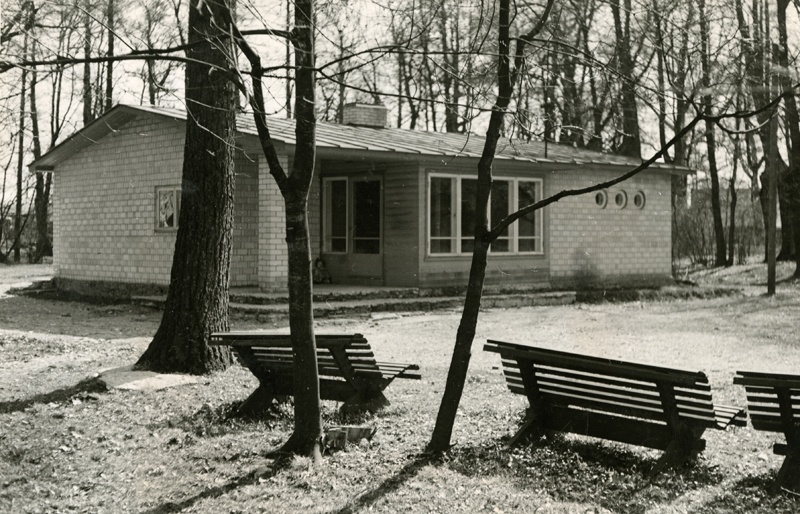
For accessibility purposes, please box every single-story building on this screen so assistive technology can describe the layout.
[29,103,691,294]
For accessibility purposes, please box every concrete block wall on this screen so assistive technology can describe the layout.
[548,168,673,287]
[308,168,321,259]
[231,152,259,286]
[53,115,185,286]
[258,155,289,291]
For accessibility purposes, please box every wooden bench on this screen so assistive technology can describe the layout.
[734,370,800,492]
[210,332,420,414]
[485,340,746,474]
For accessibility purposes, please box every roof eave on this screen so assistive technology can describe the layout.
[27,105,173,171]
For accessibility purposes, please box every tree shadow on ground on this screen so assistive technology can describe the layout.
[140,457,293,514]
[0,376,105,414]
[327,452,433,514]
[149,399,296,438]
[443,436,725,513]
[696,473,800,513]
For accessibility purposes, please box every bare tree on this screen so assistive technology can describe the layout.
[231,0,324,461]
[429,0,555,452]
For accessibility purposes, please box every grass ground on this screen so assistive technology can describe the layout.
[1,262,799,513]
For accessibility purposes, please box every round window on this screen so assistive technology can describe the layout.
[633,191,646,209]
[595,190,608,209]
[614,190,628,208]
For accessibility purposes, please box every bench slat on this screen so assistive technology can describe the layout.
[520,375,714,415]
[501,361,657,390]
[502,366,714,405]
[542,404,676,451]
[734,373,800,389]
[487,341,707,386]
[536,384,718,426]
[503,361,659,392]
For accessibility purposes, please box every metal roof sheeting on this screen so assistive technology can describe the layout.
[31,104,692,173]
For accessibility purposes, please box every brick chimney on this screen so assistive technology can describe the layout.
[342,103,387,128]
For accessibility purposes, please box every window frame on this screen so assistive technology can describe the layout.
[322,176,384,255]
[155,185,181,231]
[351,177,383,255]
[426,172,544,257]
[322,177,349,254]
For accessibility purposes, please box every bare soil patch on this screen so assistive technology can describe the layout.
[1,263,799,513]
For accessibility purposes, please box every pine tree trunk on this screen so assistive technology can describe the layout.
[136,0,236,375]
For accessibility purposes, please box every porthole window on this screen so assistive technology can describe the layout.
[595,190,608,209]
[633,191,646,210]
[614,190,627,209]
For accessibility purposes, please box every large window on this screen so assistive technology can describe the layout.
[323,177,382,254]
[155,186,181,230]
[428,174,543,256]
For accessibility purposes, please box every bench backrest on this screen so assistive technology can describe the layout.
[210,332,382,379]
[734,370,800,433]
[485,339,720,428]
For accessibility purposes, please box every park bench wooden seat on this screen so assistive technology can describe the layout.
[485,340,746,474]
[210,332,420,414]
[734,370,800,492]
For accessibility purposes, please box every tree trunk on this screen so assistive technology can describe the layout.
[278,0,323,462]
[609,0,641,158]
[776,0,800,274]
[429,240,489,451]
[428,0,554,452]
[231,0,323,461]
[706,122,726,266]
[136,0,236,375]
[280,194,322,461]
[82,0,93,125]
[29,39,53,263]
[15,30,28,263]
[699,0,726,266]
[105,0,114,112]
[728,163,738,266]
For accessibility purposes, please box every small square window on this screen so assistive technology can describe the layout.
[156,186,181,230]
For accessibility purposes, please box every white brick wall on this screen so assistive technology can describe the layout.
[548,168,672,286]
[52,111,674,292]
[258,154,289,291]
[231,152,259,286]
[54,116,184,285]
[53,115,261,288]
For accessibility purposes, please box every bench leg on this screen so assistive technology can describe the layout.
[650,427,706,476]
[339,390,390,415]
[507,406,546,448]
[236,383,285,416]
[774,450,800,494]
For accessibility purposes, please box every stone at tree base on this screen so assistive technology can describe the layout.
[323,425,377,451]
[96,364,201,391]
